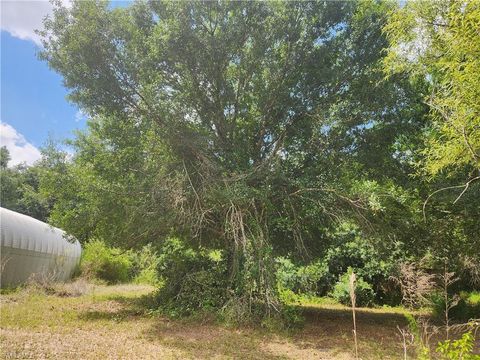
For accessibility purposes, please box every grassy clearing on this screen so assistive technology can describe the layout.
[0,283,473,359]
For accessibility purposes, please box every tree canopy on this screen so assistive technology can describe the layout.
[2,0,475,320]
[384,0,480,182]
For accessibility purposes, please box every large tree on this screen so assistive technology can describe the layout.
[384,0,480,191]
[39,0,427,316]
[383,0,480,278]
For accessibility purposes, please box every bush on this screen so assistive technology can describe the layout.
[134,267,161,286]
[322,230,396,301]
[436,329,478,360]
[331,268,376,307]
[450,292,480,321]
[81,239,133,284]
[275,257,329,295]
[431,291,480,322]
[275,225,398,304]
[156,237,228,317]
[130,244,161,286]
[276,257,299,292]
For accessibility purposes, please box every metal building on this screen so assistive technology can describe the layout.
[0,207,81,287]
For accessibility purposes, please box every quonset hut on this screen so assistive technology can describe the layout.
[0,207,81,287]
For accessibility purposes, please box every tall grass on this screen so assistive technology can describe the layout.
[349,271,359,360]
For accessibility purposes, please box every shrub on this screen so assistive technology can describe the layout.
[130,244,161,286]
[259,304,304,331]
[323,235,395,299]
[134,268,161,286]
[436,330,478,360]
[450,292,480,321]
[275,226,398,304]
[275,256,329,295]
[331,268,376,307]
[81,239,133,284]
[276,257,299,292]
[156,237,228,317]
[431,291,480,322]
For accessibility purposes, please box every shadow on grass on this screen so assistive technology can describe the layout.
[139,304,410,359]
[77,290,283,358]
[77,290,410,359]
[143,321,284,359]
[302,305,409,326]
[297,306,408,355]
[77,291,159,323]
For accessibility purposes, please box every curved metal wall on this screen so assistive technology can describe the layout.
[0,207,81,287]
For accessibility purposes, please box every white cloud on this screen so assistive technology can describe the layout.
[0,122,41,166]
[0,0,70,45]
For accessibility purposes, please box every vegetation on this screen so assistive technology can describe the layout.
[0,146,52,221]
[1,0,479,357]
[437,329,478,360]
[80,239,161,286]
[0,282,441,359]
[1,282,477,359]
[384,0,480,179]
[331,268,376,308]
[81,239,133,284]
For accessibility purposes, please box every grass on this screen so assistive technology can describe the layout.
[0,283,477,359]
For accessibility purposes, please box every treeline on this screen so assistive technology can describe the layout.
[2,0,478,323]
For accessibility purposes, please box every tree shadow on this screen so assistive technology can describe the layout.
[294,305,408,356]
[74,291,421,358]
[77,291,158,323]
[142,320,284,359]
[137,305,412,359]
[77,291,284,358]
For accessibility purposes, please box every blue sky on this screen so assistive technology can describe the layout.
[1,1,131,166]
[1,32,84,160]
[1,0,84,166]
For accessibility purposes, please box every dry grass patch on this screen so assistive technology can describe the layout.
[0,282,433,359]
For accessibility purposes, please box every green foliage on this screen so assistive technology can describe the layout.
[80,240,161,286]
[276,224,398,304]
[37,0,425,318]
[323,226,395,293]
[432,291,480,322]
[129,244,161,286]
[0,146,11,169]
[33,0,479,319]
[275,257,328,296]
[81,239,133,284]
[261,304,305,331]
[468,292,480,305]
[404,308,480,360]
[383,0,480,270]
[156,237,228,317]
[0,145,52,222]
[436,330,479,360]
[384,0,480,178]
[331,268,375,307]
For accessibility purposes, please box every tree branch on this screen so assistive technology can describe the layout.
[423,176,480,221]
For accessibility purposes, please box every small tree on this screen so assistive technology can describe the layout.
[438,261,460,340]
[393,261,436,309]
[0,146,11,169]
[396,325,415,360]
